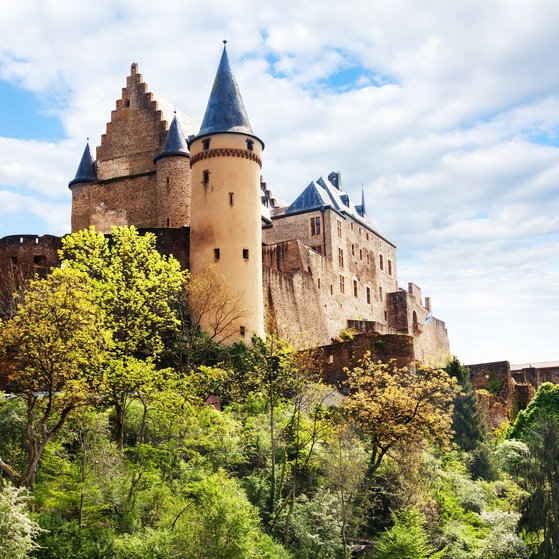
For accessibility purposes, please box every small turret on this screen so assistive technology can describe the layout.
[154,114,192,228]
[68,141,97,188]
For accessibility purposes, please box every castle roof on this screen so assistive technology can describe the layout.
[197,43,259,140]
[68,141,96,186]
[154,114,189,162]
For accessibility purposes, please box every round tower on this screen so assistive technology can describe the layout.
[189,42,265,343]
[68,141,97,233]
[154,114,192,228]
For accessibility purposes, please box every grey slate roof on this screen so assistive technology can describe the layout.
[69,142,96,186]
[197,43,256,138]
[154,114,189,161]
[285,172,387,240]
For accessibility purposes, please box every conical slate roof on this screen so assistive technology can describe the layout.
[69,142,96,186]
[197,43,255,137]
[154,114,189,162]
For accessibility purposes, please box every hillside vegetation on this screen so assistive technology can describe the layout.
[0,226,556,558]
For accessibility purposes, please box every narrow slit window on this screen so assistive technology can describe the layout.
[203,170,210,183]
[229,192,234,206]
[240,325,246,338]
[243,248,249,260]
[214,248,220,260]
[353,280,358,298]
[367,287,371,304]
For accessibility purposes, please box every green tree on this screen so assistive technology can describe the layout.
[518,419,559,558]
[0,268,107,487]
[0,485,43,559]
[343,355,459,477]
[59,226,187,449]
[445,358,485,451]
[508,382,559,440]
[372,506,434,559]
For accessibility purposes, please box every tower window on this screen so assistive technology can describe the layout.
[214,248,220,260]
[310,216,321,236]
[337,220,342,238]
[359,249,363,260]
[330,284,333,295]
[203,170,210,184]
[240,325,246,338]
[379,286,383,300]
[338,248,344,269]
[246,139,254,151]
[229,192,234,206]
[367,287,371,304]
[339,275,345,294]
[243,248,249,260]
[202,138,211,150]
[351,244,355,256]
[388,260,393,276]
[124,99,131,107]
[166,218,170,227]
[318,278,321,289]
[353,279,358,298]
[379,254,384,271]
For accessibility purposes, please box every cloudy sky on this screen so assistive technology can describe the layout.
[1,0,559,366]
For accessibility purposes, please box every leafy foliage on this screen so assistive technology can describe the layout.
[343,355,459,476]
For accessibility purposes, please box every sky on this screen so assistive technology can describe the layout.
[1,0,559,366]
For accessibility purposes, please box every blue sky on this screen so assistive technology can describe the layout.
[1,0,559,365]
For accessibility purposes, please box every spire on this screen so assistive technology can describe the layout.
[154,113,189,162]
[197,42,255,137]
[69,141,96,187]
[360,188,367,216]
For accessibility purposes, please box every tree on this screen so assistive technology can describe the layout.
[187,264,247,343]
[0,267,107,487]
[445,358,485,451]
[0,485,44,559]
[508,382,559,440]
[59,226,187,449]
[518,419,559,558]
[343,354,459,477]
[372,506,434,559]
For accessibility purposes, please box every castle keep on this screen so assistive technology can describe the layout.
[0,44,450,361]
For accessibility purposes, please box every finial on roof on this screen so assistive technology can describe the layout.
[223,39,227,45]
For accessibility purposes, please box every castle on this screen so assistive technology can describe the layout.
[0,44,450,362]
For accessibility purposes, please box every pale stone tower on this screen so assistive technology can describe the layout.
[189,42,265,343]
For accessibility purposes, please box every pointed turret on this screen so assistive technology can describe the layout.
[68,142,96,187]
[154,114,189,162]
[197,41,259,140]
[190,43,265,343]
[357,188,367,217]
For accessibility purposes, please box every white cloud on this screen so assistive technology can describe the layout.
[1,0,559,364]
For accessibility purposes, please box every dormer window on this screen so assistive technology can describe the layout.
[202,138,211,150]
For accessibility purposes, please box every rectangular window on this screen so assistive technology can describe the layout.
[310,216,321,236]
[379,254,384,271]
[243,248,249,260]
[330,284,333,295]
[351,244,355,256]
[240,325,246,337]
[338,248,344,269]
[214,248,220,260]
[353,279,358,298]
[337,220,342,238]
[311,245,322,254]
[203,169,210,183]
[366,232,370,241]
[367,287,371,304]
[317,278,321,289]
[367,253,370,265]
[350,222,354,231]
[339,275,345,294]
[229,192,234,206]
[388,259,393,276]
[359,249,363,261]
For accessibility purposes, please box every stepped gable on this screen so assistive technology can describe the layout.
[96,62,197,181]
